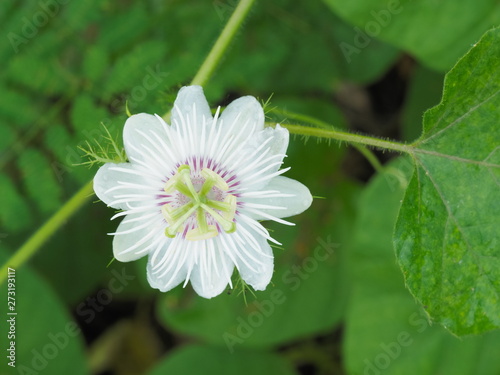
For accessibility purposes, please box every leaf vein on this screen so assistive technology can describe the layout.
[413,149,500,168]
[418,86,500,146]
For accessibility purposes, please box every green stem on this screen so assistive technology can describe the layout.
[162,0,256,122]
[0,180,94,285]
[276,123,412,154]
[269,108,400,170]
[269,107,336,131]
[190,0,256,87]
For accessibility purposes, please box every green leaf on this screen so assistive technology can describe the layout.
[345,158,500,375]
[0,87,38,127]
[70,95,110,139]
[0,175,32,232]
[62,0,100,32]
[102,41,168,99]
[0,0,15,17]
[27,29,66,60]
[82,45,109,82]
[7,55,73,95]
[18,148,63,214]
[0,123,16,154]
[323,0,500,71]
[395,28,500,335]
[43,124,80,182]
[0,248,90,375]
[147,345,298,375]
[95,2,150,53]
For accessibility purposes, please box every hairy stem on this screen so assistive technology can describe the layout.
[268,108,394,170]
[278,123,412,154]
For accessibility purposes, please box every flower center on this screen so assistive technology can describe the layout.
[162,164,236,241]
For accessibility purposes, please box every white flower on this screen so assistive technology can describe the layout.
[93,86,312,298]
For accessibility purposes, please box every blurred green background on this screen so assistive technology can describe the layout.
[0,0,499,374]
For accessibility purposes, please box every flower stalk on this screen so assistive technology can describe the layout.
[277,124,412,154]
[0,180,94,285]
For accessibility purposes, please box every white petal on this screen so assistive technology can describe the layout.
[147,237,189,292]
[94,162,158,210]
[240,176,313,220]
[249,124,289,157]
[171,85,212,132]
[189,239,234,299]
[112,213,164,262]
[224,221,274,291]
[233,125,289,190]
[219,95,264,140]
[123,114,179,176]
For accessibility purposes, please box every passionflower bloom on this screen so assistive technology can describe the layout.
[93,86,312,298]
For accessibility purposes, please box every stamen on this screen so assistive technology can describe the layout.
[178,165,199,201]
[200,203,236,233]
[198,174,217,197]
[163,174,180,193]
[222,194,237,221]
[164,165,196,199]
[165,203,198,237]
[162,202,195,224]
[201,168,229,191]
[206,200,232,211]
